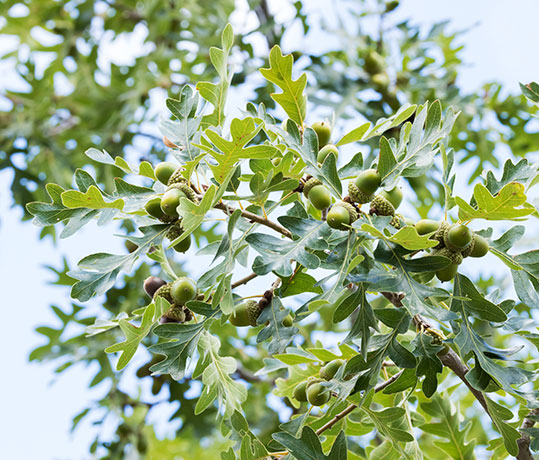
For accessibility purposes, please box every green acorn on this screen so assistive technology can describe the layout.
[370,195,395,216]
[154,284,173,304]
[167,182,197,203]
[303,177,322,198]
[320,359,344,380]
[436,263,459,282]
[166,168,187,186]
[293,381,309,402]
[434,247,463,265]
[443,224,473,251]
[154,162,177,185]
[327,202,358,230]
[348,182,374,204]
[468,234,489,258]
[308,185,331,210]
[415,219,440,235]
[246,300,261,327]
[307,382,331,406]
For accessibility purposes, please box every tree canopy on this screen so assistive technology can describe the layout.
[4,1,539,459]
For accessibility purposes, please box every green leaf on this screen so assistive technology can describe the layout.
[198,117,279,183]
[485,158,539,195]
[351,242,454,321]
[150,320,210,380]
[196,24,234,127]
[105,302,164,370]
[360,223,439,251]
[272,427,347,460]
[280,270,323,297]
[194,331,247,417]
[412,333,443,397]
[256,297,298,354]
[420,393,476,460]
[456,182,535,221]
[484,397,520,456]
[69,224,167,301]
[246,216,332,277]
[260,45,307,126]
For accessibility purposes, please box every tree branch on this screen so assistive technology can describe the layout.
[517,408,539,460]
[381,291,490,415]
[214,201,293,239]
[231,272,258,289]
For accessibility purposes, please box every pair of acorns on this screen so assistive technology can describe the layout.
[293,359,344,406]
[144,275,197,323]
[415,220,489,281]
[144,161,197,253]
[229,291,293,328]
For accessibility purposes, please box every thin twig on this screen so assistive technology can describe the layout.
[315,370,404,436]
[231,272,258,289]
[214,201,292,239]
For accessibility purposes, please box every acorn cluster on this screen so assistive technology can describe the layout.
[144,161,197,253]
[143,275,197,323]
[229,289,293,328]
[292,359,344,406]
[415,220,490,281]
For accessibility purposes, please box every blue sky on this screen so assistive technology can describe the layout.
[1,1,539,458]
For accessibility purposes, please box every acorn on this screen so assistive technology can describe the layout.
[317,144,338,164]
[327,202,358,230]
[468,234,489,258]
[303,177,322,198]
[312,121,331,147]
[229,302,252,327]
[415,219,440,235]
[434,221,450,248]
[293,381,309,402]
[167,182,197,203]
[436,263,459,282]
[144,276,167,297]
[370,195,395,216]
[444,224,473,251]
[379,187,403,210]
[348,182,374,204]
[154,162,177,185]
[165,220,184,241]
[306,382,331,406]
[320,359,344,380]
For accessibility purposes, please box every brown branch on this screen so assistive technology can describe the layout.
[517,408,539,460]
[231,272,258,289]
[315,370,403,436]
[214,201,293,239]
[381,291,490,415]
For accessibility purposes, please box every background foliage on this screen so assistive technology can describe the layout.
[2,1,539,459]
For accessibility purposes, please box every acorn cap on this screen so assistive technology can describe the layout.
[434,221,450,248]
[461,232,477,258]
[335,201,359,223]
[165,219,184,241]
[434,247,463,265]
[390,214,403,229]
[162,304,186,323]
[348,182,374,204]
[167,168,187,186]
[154,284,173,303]
[370,195,395,216]
[303,177,322,198]
[246,300,261,326]
[167,182,197,203]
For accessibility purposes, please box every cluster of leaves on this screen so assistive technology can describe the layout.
[26,17,539,460]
